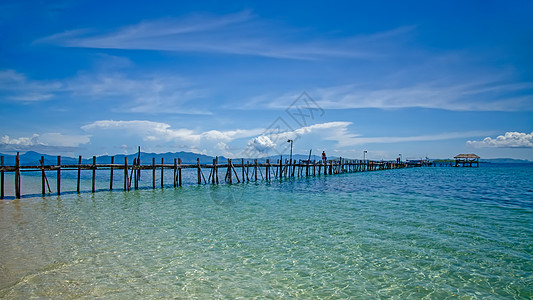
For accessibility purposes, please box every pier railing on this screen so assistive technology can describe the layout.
[0,153,407,199]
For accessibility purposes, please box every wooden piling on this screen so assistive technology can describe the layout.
[279,156,283,180]
[77,156,82,193]
[161,158,164,188]
[178,158,182,187]
[134,158,138,190]
[56,156,61,196]
[41,156,46,196]
[227,159,233,184]
[110,156,114,190]
[174,158,177,188]
[212,159,217,184]
[215,157,219,184]
[152,158,156,189]
[1,156,4,199]
[124,157,128,191]
[266,159,270,180]
[92,156,96,193]
[241,159,245,183]
[197,158,201,185]
[254,159,258,181]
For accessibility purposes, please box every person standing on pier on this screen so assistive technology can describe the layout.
[322,151,327,163]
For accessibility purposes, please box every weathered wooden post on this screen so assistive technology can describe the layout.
[211,158,217,184]
[152,157,156,189]
[56,155,61,196]
[92,156,96,193]
[227,159,233,184]
[178,158,182,187]
[266,159,270,180]
[197,158,202,185]
[124,157,128,191]
[110,156,114,190]
[15,152,21,199]
[254,159,258,181]
[174,158,177,187]
[279,156,283,179]
[77,155,82,193]
[133,158,138,190]
[0,156,3,199]
[241,159,245,182]
[41,156,46,196]
[215,157,219,184]
[161,157,164,188]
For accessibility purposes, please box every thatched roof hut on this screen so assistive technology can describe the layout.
[454,153,480,167]
[454,154,480,159]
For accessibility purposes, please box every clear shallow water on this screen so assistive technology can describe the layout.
[1,165,532,298]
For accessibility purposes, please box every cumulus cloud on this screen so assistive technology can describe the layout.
[82,120,262,145]
[0,133,90,154]
[467,131,533,148]
[245,135,277,156]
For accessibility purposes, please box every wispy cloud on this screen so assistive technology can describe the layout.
[0,69,207,114]
[467,131,533,148]
[36,11,411,60]
[0,69,62,102]
[258,79,533,112]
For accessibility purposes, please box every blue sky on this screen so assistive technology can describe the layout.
[1,0,532,160]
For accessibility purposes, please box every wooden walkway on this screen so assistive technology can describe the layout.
[0,153,407,199]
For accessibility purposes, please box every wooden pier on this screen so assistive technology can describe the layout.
[0,152,407,199]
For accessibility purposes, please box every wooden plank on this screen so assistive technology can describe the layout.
[92,156,96,193]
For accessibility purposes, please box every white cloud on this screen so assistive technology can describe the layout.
[467,131,533,148]
[0,133,90,154]
[82,120,262,145]
[1,133,90,147]
[1,134,40,146]
[245,135,277,155]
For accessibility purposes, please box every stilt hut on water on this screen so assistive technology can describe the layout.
[454,154,480,167]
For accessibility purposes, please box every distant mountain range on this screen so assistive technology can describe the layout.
[0,151,530,166]
[0,151,325,166]
[0,151,227,166]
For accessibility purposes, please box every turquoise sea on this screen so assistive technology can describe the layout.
[1,164,532,298]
